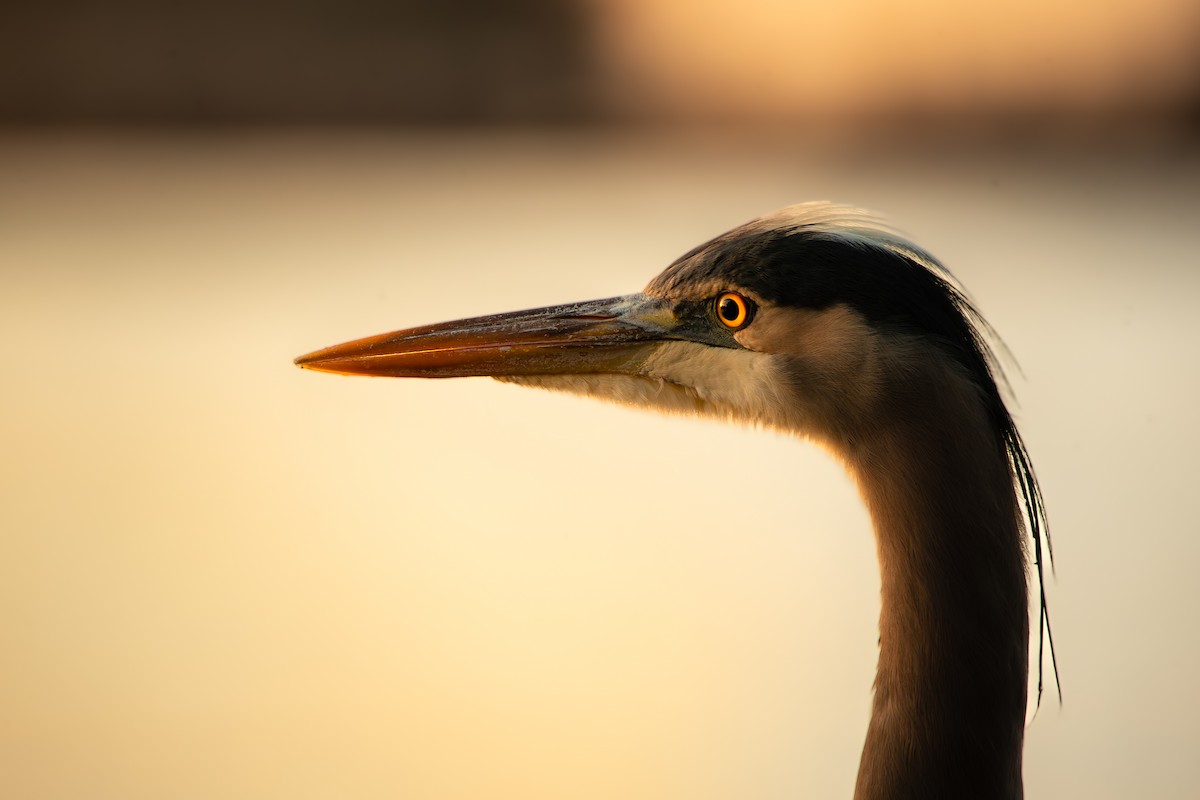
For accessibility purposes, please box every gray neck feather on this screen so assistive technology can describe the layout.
[841,359,1029,800]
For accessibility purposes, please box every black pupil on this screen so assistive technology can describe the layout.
[719,297,740,321]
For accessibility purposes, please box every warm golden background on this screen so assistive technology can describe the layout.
[2,2,1198,799]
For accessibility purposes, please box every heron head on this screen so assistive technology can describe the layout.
[296,202,1000,442]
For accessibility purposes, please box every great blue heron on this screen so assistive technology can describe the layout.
[296,202,1057,799]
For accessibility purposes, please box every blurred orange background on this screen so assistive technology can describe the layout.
[2,3,1198,799]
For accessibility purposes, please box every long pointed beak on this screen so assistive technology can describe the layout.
[295,294,679,378]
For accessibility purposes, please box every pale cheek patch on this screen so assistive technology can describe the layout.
[497,372,708,419]
[736,304,872,367]
[736,304,883,419]
[641,342,796,427]
[498,342,804,433]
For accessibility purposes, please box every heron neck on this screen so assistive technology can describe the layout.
[846,381,1029,800]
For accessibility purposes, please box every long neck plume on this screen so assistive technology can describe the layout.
[846,359,1030,800]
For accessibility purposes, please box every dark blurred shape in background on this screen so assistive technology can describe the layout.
[0,0,600,125]
[0,0,1197,144]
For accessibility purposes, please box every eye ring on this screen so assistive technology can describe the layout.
[715,292,752,329]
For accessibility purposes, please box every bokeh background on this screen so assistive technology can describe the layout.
[3,2,1199,798]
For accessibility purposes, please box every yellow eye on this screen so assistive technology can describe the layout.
[716,292,750,329]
